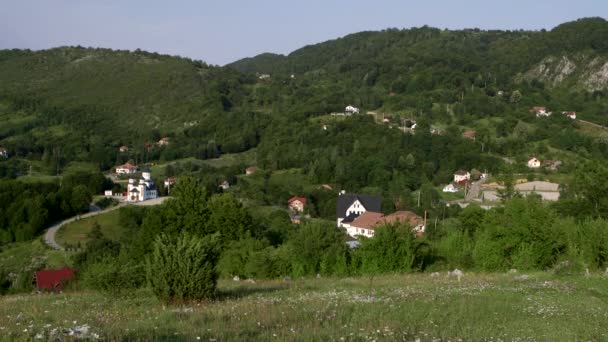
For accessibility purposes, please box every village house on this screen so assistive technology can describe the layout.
[336,192,382,228]
[127,171,158,202]
[443,183,459,193]
[345,105,360,115]
[119,145,129,152]
[527,157,541,168]
[258,74,271,80]
[562,111,577,120]
[245,166,258,175]
[158,137,170,146]
[219,180,230,190]
[531,106,552,117]
[35,267,75,292]
[345,211,426,238]
[462,130,476,140]
[0,147,7,158]
[164,177,176,188]
[453,170,471,183]
[115,162,138,175]
[288,196,307,212]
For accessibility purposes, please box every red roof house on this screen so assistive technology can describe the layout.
[288,196,307,212]
[35,267,75,292]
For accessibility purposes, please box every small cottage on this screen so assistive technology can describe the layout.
[288,196,307,212]
[527,157,541,169]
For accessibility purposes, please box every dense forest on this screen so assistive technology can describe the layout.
[1,18,608,299]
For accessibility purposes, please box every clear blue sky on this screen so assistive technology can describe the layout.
[1,0,606,65]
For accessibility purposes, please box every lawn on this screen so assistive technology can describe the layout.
[55,210,122,248]
[0,272,606,340]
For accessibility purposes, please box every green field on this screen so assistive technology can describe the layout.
[0,239,70,274]
[55,210,122,247]
[0,273,606,340]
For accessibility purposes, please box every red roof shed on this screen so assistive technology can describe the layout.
[35,267,75,292]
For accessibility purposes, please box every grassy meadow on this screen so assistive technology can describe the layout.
[54,210,122,248]
[0,272,606,340]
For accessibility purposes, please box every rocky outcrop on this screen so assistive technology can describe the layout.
[524,54,608,91]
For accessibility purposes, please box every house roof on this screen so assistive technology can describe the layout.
[531,106,547,112]
[381,211,424,228]
[349,212,384,229]
[246,166,258,172]
[463,130,476,138]
[117,163,137,170]
[35,267,75,291]
[129,188,140,193]
[0,147,8,152]
[454,170,469,176]
[288,196,307,205]
[341,212,360,224]
[336,193,382,218]
[349,211,424,231]
[165,177,176,184]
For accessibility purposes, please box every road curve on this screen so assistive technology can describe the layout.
[43,197,171,250]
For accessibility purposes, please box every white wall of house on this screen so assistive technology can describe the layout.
[346,226,375,238]
[453,172,470,183]
[527,158,541,168]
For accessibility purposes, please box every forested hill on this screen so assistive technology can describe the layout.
[0,47,250,131]
[228,17,608,93]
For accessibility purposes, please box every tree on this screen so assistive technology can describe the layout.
[146,232,221,302]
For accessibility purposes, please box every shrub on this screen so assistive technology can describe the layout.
[146,232,221,303]
[80,257,144,293]
[435,229,474,269]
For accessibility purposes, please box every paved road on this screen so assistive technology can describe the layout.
[43,197,171,251]
[465,178,486,202]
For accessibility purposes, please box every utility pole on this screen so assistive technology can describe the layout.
[417,191,421,207]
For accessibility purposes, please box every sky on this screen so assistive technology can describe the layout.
[1,0,606,65]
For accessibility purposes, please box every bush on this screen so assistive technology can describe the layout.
[80,257,144,293]
[434,230,474,269]
[146,232,221,303]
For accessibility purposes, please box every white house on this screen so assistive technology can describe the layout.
[219,180,230,190]
[345,105,360,115]
[127,172,158,202]
[157,137,170,146]
[562,111,577,120]
[532,107,552,117]
[163,177,176,188]
[453,170,471,183]
[527,157,541,168]
[0,147,7,158]
[119,146,129,153]
[115,163,138,175]
[336,193,382,227]
[443,183,459,193]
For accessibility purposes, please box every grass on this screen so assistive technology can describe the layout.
[0,272,606,340]
[54,210,122,247]
[0,239,71,274]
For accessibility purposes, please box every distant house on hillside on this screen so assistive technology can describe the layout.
[443,183,459,193]
[453,170,471,183]
[258,74,271,80]
[288,196,307,212]
[527,157,541,168]
[245,166,258,175]
[463,130,476,140]
[35,267,75,292]
[336,192,382,227]
[127,171,158,202]
[116,163,138,175]
[157,137,170,146]
[531,107,552,117]
[219,180,230,190]
[119,145,129,153]
[345,105,360,115]
[562,111,577,120]
[164,177,177,188]
[0,147,7,158]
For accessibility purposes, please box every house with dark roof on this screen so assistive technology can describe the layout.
[336,193,382,227]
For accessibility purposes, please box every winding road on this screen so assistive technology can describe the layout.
[43,197,170,251]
